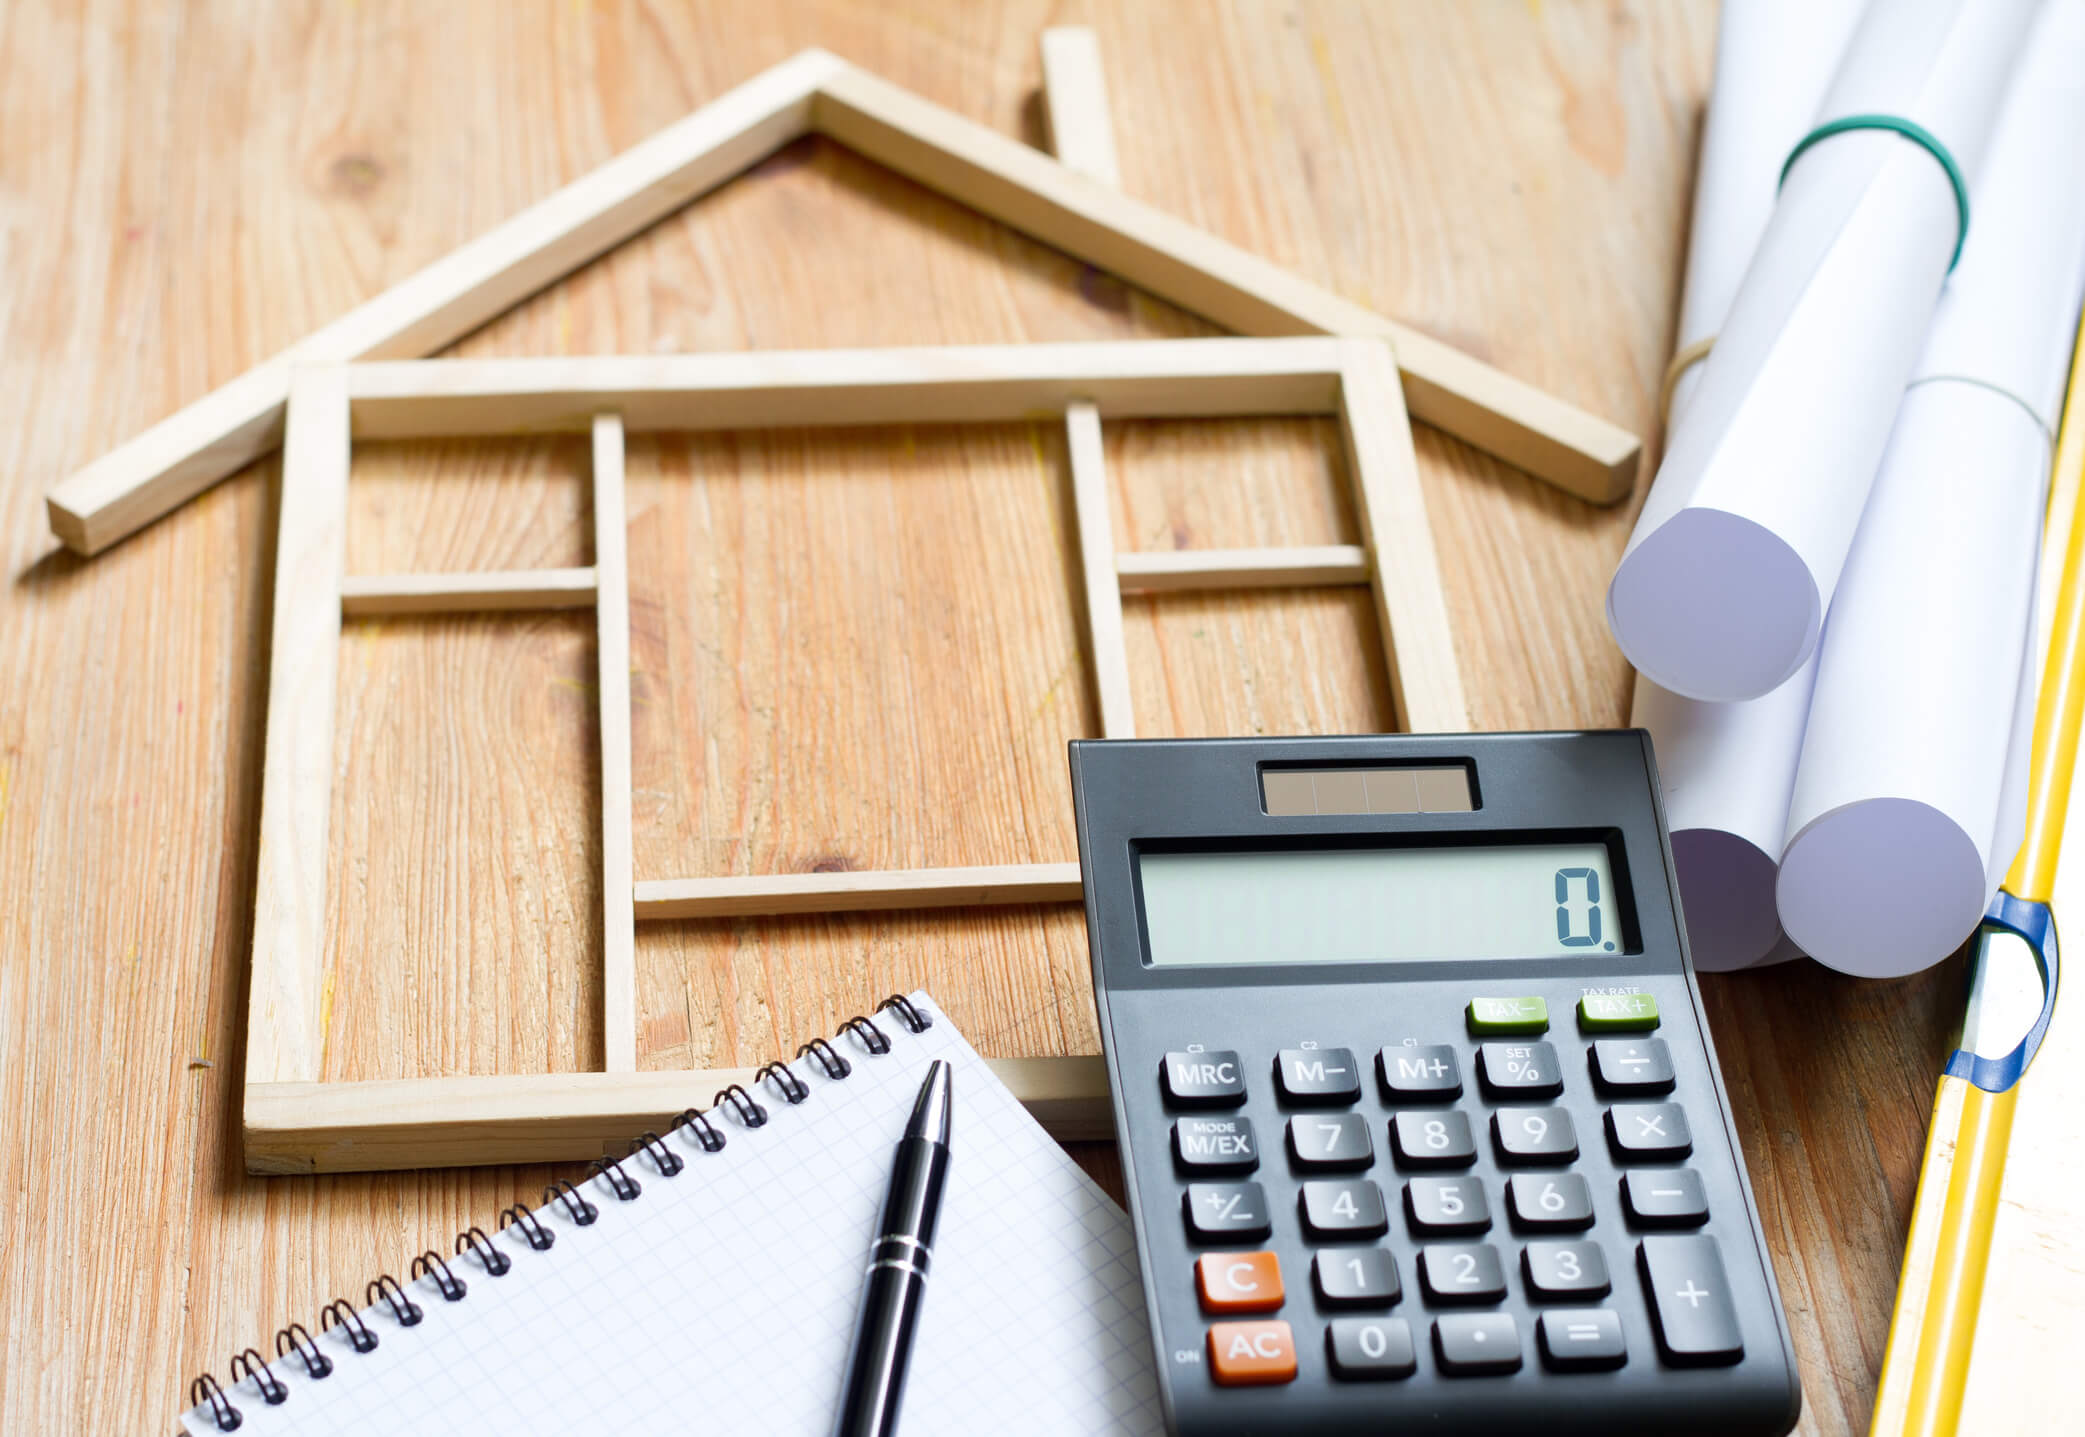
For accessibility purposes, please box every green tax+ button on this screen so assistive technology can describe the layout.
[1578,993,1660,1032]
[1465,996,1548,1035]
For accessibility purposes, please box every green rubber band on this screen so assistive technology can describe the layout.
[1779,113,1970,271]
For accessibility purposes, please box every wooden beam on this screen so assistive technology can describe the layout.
[632,862,1084,920]
[1040,27,1120,188]
[48,50,1639,556]
[1115,544,1371,593]
[1336,339,1469,733]
[1065,403,1135,738]
[337,339,1349,437]
[592,415,636,1075]
[243,1055,1112,1173]
[44,50,837,556]
[247,368,351,1086]
[338,566,598,615]
[815,62,1637,503]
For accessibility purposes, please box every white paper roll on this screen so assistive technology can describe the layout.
[1638,662,1818,972]
[1609,0,2036,702]
[1777,0,2085,977]
[1632,0,1861,971]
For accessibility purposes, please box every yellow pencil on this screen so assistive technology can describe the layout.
[1869,307,2085,1437]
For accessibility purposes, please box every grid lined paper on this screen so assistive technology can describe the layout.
[181,994,1161,1435]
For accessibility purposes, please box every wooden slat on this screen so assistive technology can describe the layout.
[244,1056,1112,1173]
[632,862,1084,920]
[1336,339,1470,734]
[1040,27,1121,188]
[337,339,1349,436]
[1115,545,1371,593]
[1066,403,1135,738]
[246,368,351,1086]
[338,566,597,615]
[814,62,1637,503]
[44,50,838,555]
[592,415,636,1075]
[46,50,1640,557]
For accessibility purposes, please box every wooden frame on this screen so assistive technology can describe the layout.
[47,46,1638,558]
[245,336,1466,1172]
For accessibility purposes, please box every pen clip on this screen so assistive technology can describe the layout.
[1945,889,2060,1093]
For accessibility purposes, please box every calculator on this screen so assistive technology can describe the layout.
[1069,732,1800,1436]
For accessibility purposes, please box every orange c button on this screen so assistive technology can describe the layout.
[1196,1251,1284,1313]
[1208,1320,1297,1386]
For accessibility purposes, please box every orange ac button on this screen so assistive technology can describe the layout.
[1196,1251,1285,1314]
[1208,1320,1297,1386]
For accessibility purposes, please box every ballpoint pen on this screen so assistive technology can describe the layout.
[1870,308,2085,1436]
[833,1060,953,1437]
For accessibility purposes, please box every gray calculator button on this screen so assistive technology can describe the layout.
[1606,1102,1693,1161]
[1590,1038,1677,1095]
[1639,1236,1744,1365]
[1277,1047,1363,1105]
[1477,1041,1564,1099]
[1507,1173,1595,1232]
[1327,1317,1417,1379]
[1172,1116,1259,1175]
[1433,1313,1522,1375]
[1378,1044,1462,1100]
[1522,1239,1611,1299]
[1389,1110,1478,1169]
[1491,1106,1579,1164]
[1162,1051,1247,1109]
[1300,1179,1389,1240]
[1287,1113,1374,1172]
[1538,1309,1627,1371]
[1404,1177,1491,1235]
[1622,1168,1709,1227]
[1418,1243,1507,1304]
[1183,1182,1272,1242]
[1314,1249,1401,1309]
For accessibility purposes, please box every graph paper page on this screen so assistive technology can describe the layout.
[181,993,1161,1435]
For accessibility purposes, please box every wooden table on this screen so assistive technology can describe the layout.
[0,3,1958,1430]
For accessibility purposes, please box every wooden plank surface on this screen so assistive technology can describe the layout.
[0,3,1958,1431]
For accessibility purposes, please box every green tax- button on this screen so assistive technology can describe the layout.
[1465,996,1548,1035]
[1578,993,1660,1032]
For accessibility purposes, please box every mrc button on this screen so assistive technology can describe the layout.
[1173,1116,1260,1174]
[1162,1050,1247,1109]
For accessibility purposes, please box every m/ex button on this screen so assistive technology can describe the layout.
[1173,1116,1259,1175]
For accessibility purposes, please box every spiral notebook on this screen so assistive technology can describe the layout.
[181,992,1160,1435]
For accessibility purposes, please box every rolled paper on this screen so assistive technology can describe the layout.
[1609,0,2037,702]
[1631,0,1861,971]
[1778,0,2085,978]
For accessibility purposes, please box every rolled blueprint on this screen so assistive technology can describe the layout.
[1778,0,2085,978]
[1632,0,1862,972]
[1609,0,2036,702]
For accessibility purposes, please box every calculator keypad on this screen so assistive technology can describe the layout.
[1313,1249,1401,1308]
[1300,1179,1390,1240]
[1389,1110,1477,1168]
[1287,1113,1374,1171]
[1276,1047,1364,1105]
[1148,990,1766,1404]
[1184,1182,1272,1242]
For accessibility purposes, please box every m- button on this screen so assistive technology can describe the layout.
[1207,1320,1297,1386]
[1162,1050,1247,1109]
[1196,1251,1284,1314]
[1276,1047,1363,1105]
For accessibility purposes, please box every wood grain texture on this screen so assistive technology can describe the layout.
[0,4,1947,1432]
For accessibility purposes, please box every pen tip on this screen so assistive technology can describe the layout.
[908,1060,952,1144]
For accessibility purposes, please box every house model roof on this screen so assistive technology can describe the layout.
[45,47,1639,558]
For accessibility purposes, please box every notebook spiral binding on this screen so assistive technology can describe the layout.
[184,994,933,1431]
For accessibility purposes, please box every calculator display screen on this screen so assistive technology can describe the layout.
[1137,842,1622,965]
